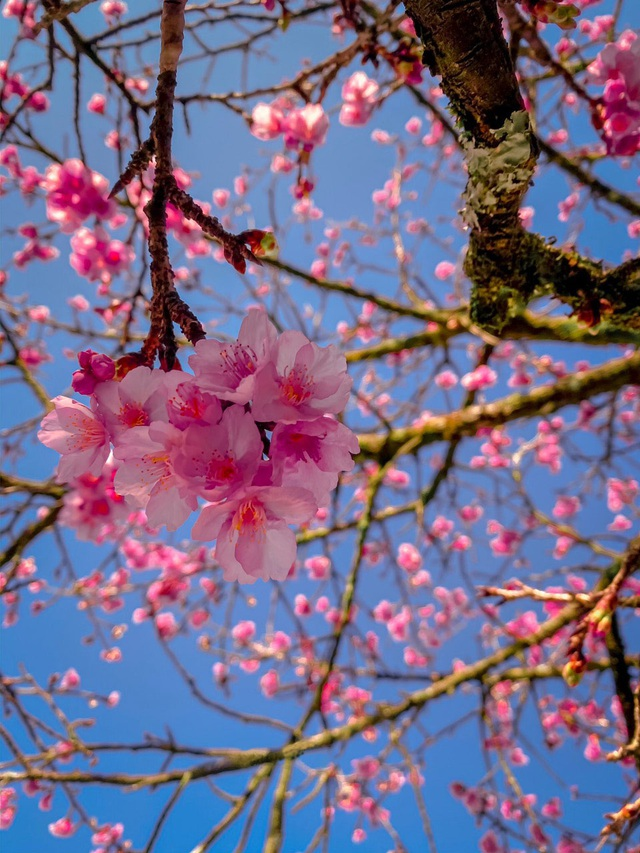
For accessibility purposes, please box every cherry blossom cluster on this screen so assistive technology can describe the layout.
[251,98,329,153]
[38,309,358,583]
[588,29,640,156]
[339,72,379,128]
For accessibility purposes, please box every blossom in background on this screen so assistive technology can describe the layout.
[284,104,329,151]
[69,224,134,284]
[588,30,640,155]
[42,159,115,232]
[339,72,379,127]
[250,100,286,140]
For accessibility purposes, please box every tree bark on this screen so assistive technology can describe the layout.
[404,0,640,333]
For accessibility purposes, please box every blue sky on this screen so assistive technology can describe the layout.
[1,0,640,850]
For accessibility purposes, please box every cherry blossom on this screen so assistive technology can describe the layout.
[38,396,110,482]
[339,72,379,127]
[252,331,352,422]
[250,101,285,141]
[113,422,197,530]
[189,308,277,404]
[42,159,115,233]
[284,104,329,151]
[93,366,174,440]
[48,817,76,838]
[175,405,263,500]
[69,225,134,285]
[270,417,359,505]
[588,30,640,155]
[192,486,316,583]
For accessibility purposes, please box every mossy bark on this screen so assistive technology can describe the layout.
[404,0,640,335]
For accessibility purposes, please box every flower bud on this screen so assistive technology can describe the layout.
[562,658,584,688]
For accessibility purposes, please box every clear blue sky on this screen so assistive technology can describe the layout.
[2,1,639,850]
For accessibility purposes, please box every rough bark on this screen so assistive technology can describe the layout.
[404,0,640,333]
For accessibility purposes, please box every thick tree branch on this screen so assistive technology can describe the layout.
[357,350,640,460]
[404,0,640,333]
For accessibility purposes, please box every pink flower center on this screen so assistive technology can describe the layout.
[221,344,257,383]
[280,366,313,406]
[286,431,320,462]
[206,454,237,486]
[235,498,266,537]
[120,402,148,428]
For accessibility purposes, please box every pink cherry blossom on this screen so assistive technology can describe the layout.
[91,823,124,846]
[59,668,80,690]
[270,417,359,505]
[541,796,562,818]
[69,225,134,284]
[461,364,497,391]
[284,104,329,150]
[72,349,116,395]
[189,308,277,404]
[260,669,279,697]
[68,294,90,311]
[43,159,115,233]
[165,377,222,429]
[212,188,230,208]
[294,593,312,616]
[250,101,285,140]
[100,1,127,21]
[113,422,197,530]
[434,260,455,280]
[212,662,228,684]
[192,486,316,583]
[88,93,106,113]
[27,304,50,323]
[0,788,16,830]
[479,830,504,853]
[489,526,522,557]
[155,611,179,640]
[552,495,581,518]
[588,31,640,155]
[231,620,256,644]
[583,733,602,761]
[397,542,422,573]
[93,366,173,440]
[434,369,458,390]
[608,514,632,531]
[48,817,76,838]
[13,232,59,269]
[59,463,128,542]
[607,477,638,512]
[252,332,352,423]
[38,396,110,482]
[175,405,263,500]
[339,72,379,127]
[304,555,331,580]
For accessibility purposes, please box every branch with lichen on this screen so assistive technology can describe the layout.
[357,350,640,460]
[405,0,640,334]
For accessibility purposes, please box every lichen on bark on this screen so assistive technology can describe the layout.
[404,0,640,336]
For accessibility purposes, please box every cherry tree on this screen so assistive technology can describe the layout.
[1,0,639,850]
